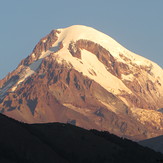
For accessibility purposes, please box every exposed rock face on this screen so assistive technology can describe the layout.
[0,25,163,140]
[68,39,163,110]
[69,40,118,77]
[21,30,60,66]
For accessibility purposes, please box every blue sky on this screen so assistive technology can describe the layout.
[0,0,163,79]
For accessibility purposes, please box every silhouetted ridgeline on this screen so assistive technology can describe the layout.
[0,113,162,163]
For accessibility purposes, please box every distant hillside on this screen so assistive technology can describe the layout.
[0,113,162,163]
[139,135,163,154]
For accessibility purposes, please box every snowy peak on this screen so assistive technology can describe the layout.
[54,25,156,65]
[38,25,163,80]
[20,25,162,75]
[0,25,163,140]
[1,25,163,99]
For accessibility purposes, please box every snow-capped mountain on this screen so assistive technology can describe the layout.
[0,25,163,140]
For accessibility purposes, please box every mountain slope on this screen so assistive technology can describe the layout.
[139,135,163,154]
[0,113,162,163]
[0,25,163,140]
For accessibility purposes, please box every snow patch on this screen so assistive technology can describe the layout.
[54,49,132,94]
[11,59,43,91]
[42,39,47,43]
[39,42,60,59]
[0,81,14,99]
[121,74,134,81]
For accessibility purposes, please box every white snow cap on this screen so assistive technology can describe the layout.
[52,25,163,77]
[1,25,163,96]
[48,25,160,67]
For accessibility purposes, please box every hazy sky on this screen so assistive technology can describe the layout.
[0,0,162,79]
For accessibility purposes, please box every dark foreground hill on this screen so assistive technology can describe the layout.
[0,113,162,163]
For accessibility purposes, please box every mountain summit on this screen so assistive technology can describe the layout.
[0,25,163,140]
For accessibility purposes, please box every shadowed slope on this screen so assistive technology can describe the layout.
[0,113,162,163]
[139,135,163,154]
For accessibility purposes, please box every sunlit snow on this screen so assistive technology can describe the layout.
[1,25,163,97]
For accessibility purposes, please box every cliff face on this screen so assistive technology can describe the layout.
[0,25,163,140]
